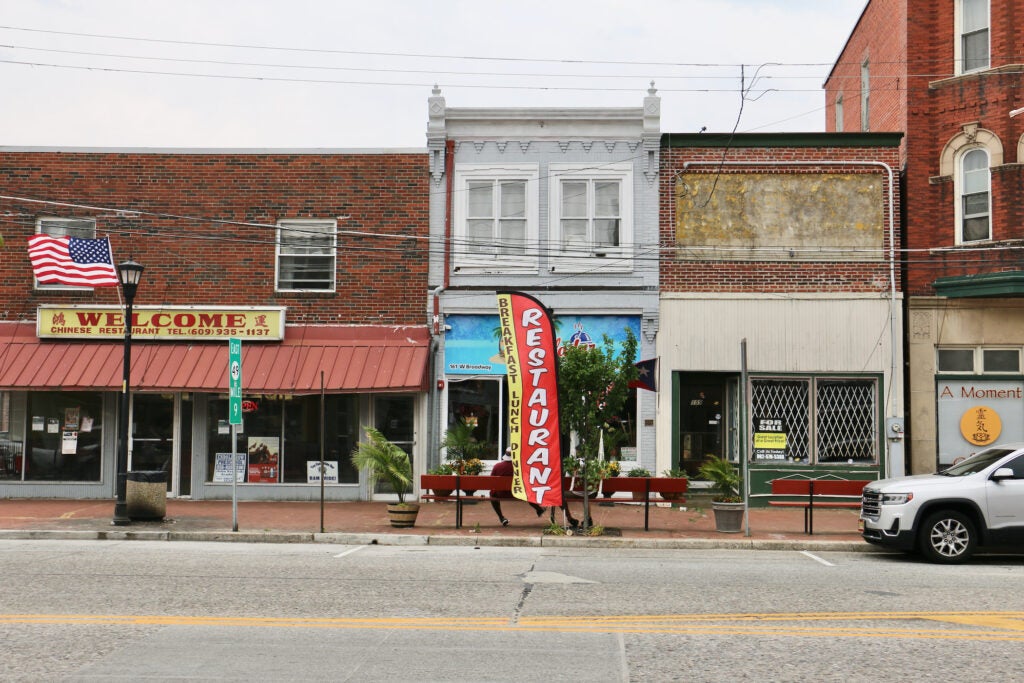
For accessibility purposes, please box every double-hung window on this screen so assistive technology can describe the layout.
[35,217,97,290]
[959,0,990,73]
[549,163,632,272]
[453,164,538,272]
[959,148,990,243]
[276,219,336,291]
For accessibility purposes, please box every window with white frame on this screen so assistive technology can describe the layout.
[548,162,633,272]
[959,0,990,73]
[958,148,990,243]
[938,347,1021,374]
[835,95,844,132]
[860,59,870,131]
[35,217,97,289]
[276,219,336,291]
[452,164,539,272]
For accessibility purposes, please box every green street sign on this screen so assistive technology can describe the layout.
[228,338,242,425]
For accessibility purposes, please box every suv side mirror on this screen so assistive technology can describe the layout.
[991,467,1015,481]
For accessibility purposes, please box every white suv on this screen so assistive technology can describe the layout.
[861,444,1024,563]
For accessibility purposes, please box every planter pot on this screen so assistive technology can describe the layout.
[660,491,684,501]
[711,501,745,533]
[462,489,476,497]
[387,503,420,528]
[432,488,453,497]
[631,491,646,502]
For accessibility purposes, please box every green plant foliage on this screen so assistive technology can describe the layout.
[350,426,413,505]
[697,456,741,502]
[661,468,688,479]
[627,467,651,477]
[557,328,639,468]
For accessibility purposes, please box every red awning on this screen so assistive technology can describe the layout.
[0,323,430,393]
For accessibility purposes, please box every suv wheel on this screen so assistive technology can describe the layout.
[919,510,976,564]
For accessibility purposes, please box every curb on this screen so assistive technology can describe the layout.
[0,528,881,552]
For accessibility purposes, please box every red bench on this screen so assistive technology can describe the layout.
[420,474,687,531]
[768,477,869,534]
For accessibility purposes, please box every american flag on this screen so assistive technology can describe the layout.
[27,234,120,287]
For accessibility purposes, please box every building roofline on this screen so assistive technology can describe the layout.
[0,146,426,155]
[661,131,902,148]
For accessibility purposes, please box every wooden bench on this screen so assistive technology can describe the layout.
[420,474,687,531]
[768,478,869,535]
[600,477,688,530]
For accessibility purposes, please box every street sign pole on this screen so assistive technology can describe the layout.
[228,338,243,532]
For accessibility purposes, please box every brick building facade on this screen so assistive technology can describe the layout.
[0,148,431,501]
[658,132,905,494]
[826,0,1024,471]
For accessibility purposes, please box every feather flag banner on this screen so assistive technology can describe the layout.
[496,291,563,508]
[28,235,119,287]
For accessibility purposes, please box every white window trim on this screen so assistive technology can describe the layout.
[955,0,990,75]
[275,219,337,292]
[954,146,991,245]
[451,163,539,274]
[34,216,98,290]
[548,162,633,273]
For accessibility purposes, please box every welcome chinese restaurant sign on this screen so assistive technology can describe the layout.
[37,305,286,341]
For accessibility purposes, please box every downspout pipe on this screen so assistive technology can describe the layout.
[679,160,899,477]
[428,139,456,472]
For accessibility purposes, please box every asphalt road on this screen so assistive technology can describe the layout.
[2,540,1022,681]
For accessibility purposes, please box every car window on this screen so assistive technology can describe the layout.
[1001,455,1024,479]
[943,447,1016,476]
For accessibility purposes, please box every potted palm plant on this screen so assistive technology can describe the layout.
[697,456,744,533]
[351,426,418,528]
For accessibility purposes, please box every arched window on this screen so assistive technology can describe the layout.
[959,148,990,243]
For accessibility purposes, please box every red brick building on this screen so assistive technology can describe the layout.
[658,132,905,494]
[826,0,1024,471]
[0,148,430,501]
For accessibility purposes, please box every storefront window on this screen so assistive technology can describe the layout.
[14,391,104,481]
[447,378,504,460]
[205,393,359,484]
[751,377,878,465]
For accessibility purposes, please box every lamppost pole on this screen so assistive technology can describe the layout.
[112,259,144,526]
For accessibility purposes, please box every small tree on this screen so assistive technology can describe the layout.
[557,328,639,526]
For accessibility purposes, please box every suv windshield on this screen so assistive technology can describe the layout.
[940,447,1016,476]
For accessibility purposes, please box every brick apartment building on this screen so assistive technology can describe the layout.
[826,0,1024,472]
[0,148,430,500]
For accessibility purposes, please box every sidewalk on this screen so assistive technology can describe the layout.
[0,496,875,551]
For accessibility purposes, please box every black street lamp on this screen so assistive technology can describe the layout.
[112,259,144,526]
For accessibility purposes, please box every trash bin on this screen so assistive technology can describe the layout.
[125,470,168,520]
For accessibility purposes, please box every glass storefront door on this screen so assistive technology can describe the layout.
[677,375,736,478]
[373,395,414,499]
[130,393,176,494]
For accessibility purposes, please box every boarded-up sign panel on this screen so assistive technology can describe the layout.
[674,173,884,260]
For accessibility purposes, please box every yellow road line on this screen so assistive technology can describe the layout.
[1,611,1023,641]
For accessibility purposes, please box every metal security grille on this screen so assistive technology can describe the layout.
[816,379,877,462]
[751,379,809,461]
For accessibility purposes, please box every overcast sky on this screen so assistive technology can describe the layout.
[0,1,866,149]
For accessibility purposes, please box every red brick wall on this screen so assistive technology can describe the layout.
[0,151,429,325]
[903,0,1024,294]
[659,143,902,293]
[824,0,907,138]
[827,0,1024,295]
